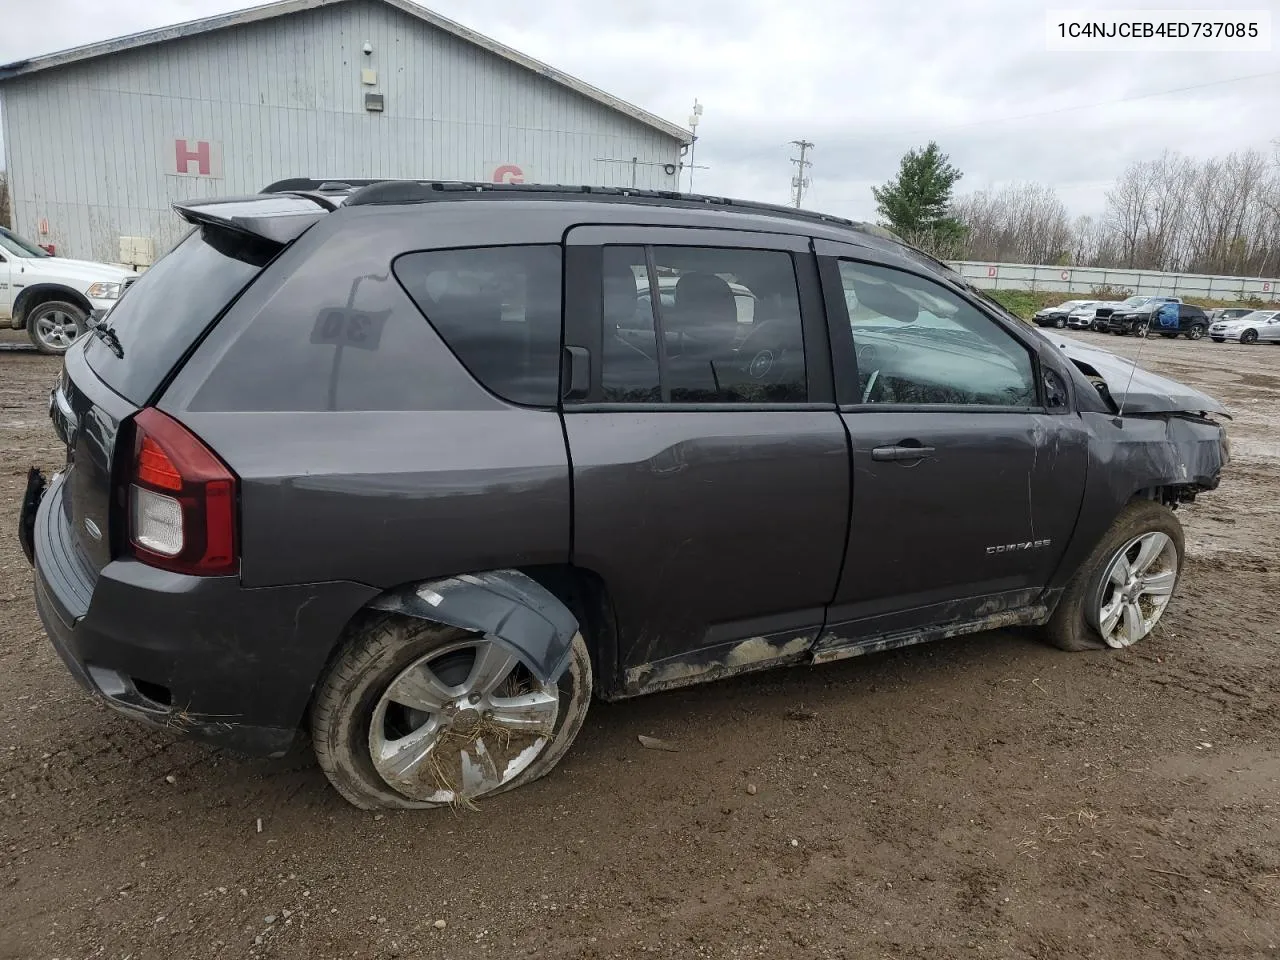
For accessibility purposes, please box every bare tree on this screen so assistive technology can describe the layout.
[0,171,11,230]
[952,182,1073,264]
[1104,162,1153,268]
[951,149,1280,277]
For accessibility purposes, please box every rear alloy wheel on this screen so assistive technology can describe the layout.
[1187,325,1205,340]
[1241,329,1259,344]
[311,614,591,810]
[26,300,88,355]
[1043,499,1184,652]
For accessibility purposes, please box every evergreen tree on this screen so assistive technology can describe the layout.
[872,142,965,255]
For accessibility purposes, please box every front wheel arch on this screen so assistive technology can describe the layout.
[13,284,94,329]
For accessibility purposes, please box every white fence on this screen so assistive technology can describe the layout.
[949,260,1280,301]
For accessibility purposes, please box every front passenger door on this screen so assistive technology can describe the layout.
[815,243,1089,646]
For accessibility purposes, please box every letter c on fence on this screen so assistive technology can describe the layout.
[987,266,997,278]
[1060,270,1070,281]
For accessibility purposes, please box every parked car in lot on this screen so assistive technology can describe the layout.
[1209,309,1280,343]
[1065,302,1101,329]
[1100,296,1184,336]
[1032,300,1093,329]
[0,226,138,354]
[1147,303,1211,340]
[21,181,1230,811]
[1208,307,1255,325]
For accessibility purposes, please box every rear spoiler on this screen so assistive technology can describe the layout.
[173,195,331,247]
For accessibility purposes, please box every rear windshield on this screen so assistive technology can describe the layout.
[85,228,270,404]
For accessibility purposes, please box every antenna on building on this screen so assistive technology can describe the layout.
[681,99,708,192]
[790,139,813,208]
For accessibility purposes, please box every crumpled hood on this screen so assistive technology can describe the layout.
[1045,335,1229,416]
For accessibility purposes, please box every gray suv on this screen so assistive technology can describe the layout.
[21,181,1230,810]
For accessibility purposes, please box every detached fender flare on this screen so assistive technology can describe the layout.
[367,570,579,684]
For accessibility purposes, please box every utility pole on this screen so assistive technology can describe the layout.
[790,139,814,208]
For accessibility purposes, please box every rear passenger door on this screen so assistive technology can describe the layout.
[561,227,849,693]
[813,242,1088,646]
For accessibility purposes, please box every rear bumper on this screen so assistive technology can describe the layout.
[29,473,377,757]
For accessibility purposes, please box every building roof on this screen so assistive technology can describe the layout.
[0,0,690,143]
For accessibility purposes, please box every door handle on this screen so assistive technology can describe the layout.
[562,345,590,401]
[871,443,935,462]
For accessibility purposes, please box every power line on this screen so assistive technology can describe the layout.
[790,140,813,208]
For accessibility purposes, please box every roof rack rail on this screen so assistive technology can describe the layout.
[340,180,859,229]
[260,178,387,195]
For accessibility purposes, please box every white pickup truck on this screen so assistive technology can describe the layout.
[0,226,138,354]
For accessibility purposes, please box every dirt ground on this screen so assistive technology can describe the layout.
[1,328,1276,960]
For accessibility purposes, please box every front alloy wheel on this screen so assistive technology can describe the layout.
[27,300,89,355]
[1042,499,1184,652]
[1090,532,1179,648]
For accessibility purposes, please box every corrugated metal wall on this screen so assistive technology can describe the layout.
[951,260,1280,301]
[0,0,682,261]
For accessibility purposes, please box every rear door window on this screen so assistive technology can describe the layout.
[598,245,806,404]
[85,229,271,404]
[394,246,562,406]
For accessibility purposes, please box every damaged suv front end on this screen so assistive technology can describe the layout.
[1042,333,1229,497]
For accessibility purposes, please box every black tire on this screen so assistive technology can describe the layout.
[1042,500,1184,652]
[1241,329,1259,344]
[26,300,88,355]
[311,613,592,810]
[1186,325,1205,340]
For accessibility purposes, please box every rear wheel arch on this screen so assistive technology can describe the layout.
[311,564,622,709]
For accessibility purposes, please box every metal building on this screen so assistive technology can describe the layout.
[0,0,689,264]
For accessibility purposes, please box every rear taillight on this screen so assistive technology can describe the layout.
[128,407,237,576]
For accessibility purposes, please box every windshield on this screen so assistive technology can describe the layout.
[1239,310,1278,322]
[1120,296,1151,307]
[0,226,52,259]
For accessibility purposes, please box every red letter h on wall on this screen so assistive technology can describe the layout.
[175,139,211,176]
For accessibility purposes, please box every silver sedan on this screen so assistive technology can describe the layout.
[1208,310,1280,344]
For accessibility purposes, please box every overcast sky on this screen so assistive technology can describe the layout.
[3,0,1279,221]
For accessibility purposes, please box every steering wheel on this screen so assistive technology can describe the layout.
[856,341,898,403]
[736,319,799,386]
